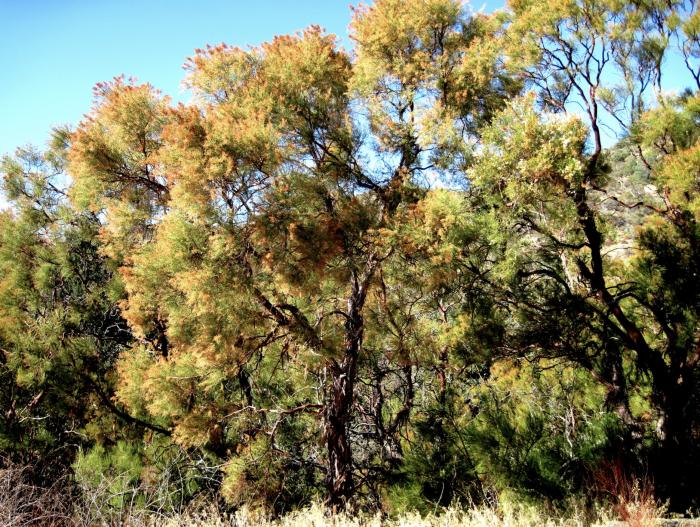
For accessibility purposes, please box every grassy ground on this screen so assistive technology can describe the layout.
[134,503,617,527]
[0,463,672,527]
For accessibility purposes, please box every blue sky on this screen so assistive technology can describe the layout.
[0,1,349,157]
[0,0,503,158]
[1,0,694,161]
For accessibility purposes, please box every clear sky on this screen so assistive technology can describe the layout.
[0,1,347,157]
[2,0,694,161]
[0,0,503,158]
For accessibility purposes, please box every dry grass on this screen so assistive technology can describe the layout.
[0,463,73,527]
[0,461,674,527]
[591,460,665,527]
[133,502,615,527]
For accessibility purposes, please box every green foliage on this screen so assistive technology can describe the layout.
[221,430,320,514]
[467,362,620,502]
[389,398,479,514]
[74,441,144,509]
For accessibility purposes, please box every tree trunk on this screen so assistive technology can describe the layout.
[654,368,698,511]
[324,263,374,509]
[599,347,637,432]
[324,350,359,509]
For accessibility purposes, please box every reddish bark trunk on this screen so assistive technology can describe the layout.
[324,264,374,509]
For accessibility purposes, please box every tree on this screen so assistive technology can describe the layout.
[0,135,166,482]
[465,0,700,507]
[67,1,513,508]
